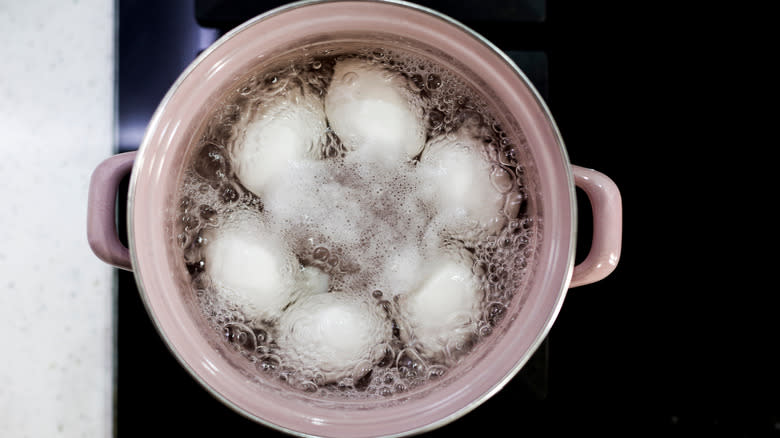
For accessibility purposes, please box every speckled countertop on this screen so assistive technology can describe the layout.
[0,2,115,437]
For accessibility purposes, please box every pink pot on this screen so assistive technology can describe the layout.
[87,1,622,436]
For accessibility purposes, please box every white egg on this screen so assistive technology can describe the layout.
[278,293,391,381]
[204,222,328,322]
[233,90,327,196]
[399,258,480,358]
[325,59,425,164]
[418,134,505,228]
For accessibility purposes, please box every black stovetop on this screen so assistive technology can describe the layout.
[115,1,780,436]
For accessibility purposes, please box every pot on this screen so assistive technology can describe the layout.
[87,1,622,436]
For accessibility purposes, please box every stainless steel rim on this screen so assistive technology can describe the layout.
[127,1,577,436]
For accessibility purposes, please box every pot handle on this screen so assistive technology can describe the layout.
[569,165,622,288]
[87,151,137,271]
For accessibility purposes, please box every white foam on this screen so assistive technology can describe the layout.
[299,265,331,297]
[325,59,425,164]
[278,293,391,381]
[399,257,481,358]
[204,215,328,321]
[262,160,367,249]
[233,89,327,197]
[377,243,426,298]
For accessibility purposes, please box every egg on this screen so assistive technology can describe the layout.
[204,221,328,322]
[325,59,425,164]
[418,133,505,229]
[399,257,481,359]
[277,293,391,381]
[233,90,327,196]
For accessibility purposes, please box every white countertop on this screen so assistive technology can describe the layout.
[0,2,115,437]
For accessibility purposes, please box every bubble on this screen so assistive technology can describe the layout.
[396,348,425,379]
[486,302,507,325]
[256,328,268,344]
[410,73,425,91]
[177,232,190,248]
[504,192,526,219]
[456,109,482,131]
[186,260,205,275]
[490,166,515,194]
[428,109,444,130]
[498,145,519,167]
[376,300,391,314]
[180,196,193,212]
[224,322,257,351]
[376,345,395,368]
[182,242,202,263]
[427,74,442,90]
[194,143,229,183]
[472,260,488,278]
[313,246,330,261]
[199,204,218,225]
[446,333,477,358]
[182,214,200,232]
[220,184,240,203]
[391,320,401,339]
[354,368,373,391]
[341,71,358,86]
[301,380,318,392]
[258,354,281,373]
[428,365,447,379]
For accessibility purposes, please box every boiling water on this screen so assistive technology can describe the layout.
[175,44,540,400]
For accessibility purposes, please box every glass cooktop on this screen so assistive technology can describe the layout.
[115,0,778,435]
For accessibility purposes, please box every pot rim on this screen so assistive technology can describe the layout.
[127,1,577,436]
